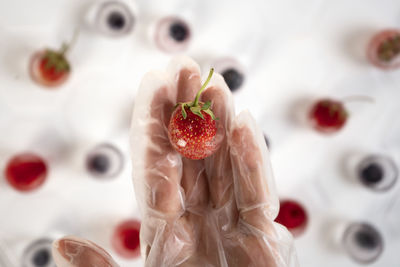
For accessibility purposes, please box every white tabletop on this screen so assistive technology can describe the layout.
[0,0,399,266]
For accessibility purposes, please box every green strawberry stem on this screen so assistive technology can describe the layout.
[192,68,214,106]
[59,27,80,55]
[43,28,80,72]
[341,95,375,104]
[176,68,217,120]
[59,43,69,55]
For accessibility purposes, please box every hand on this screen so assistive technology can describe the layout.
[52,57,298,267]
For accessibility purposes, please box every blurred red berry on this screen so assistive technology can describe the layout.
[309,99,348,133]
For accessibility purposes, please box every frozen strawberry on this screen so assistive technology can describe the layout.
[112,219,141,259]
[168,69,220,160]
[276,200,308,237]
[29,30,78,88]
[30,46,70,87]
[367,29,400,70]
[5,153,48,192]
[309,96,375,134]
[309,98,348,133]
[41,49,70,80]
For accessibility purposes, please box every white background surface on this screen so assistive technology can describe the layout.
[1,0,400,266]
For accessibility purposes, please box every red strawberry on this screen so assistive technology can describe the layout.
[367,29,400,70]
[38,48,70,84]
[30,29,79,87]
[5,153,48,192]
[275,200,308,237]
[309,99,348,133]
[168,68,220,160]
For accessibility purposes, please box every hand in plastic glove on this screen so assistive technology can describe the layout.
[51,57,298,267]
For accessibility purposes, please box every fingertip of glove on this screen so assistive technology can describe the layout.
[52,236,118,267]
[167,56,201,80]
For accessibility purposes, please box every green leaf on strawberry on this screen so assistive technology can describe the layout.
[174,68,217,121]
[43,46,70,74]
[181,103,188,119]
[201,100,211,110]
[203,108,217,120]
[377,33,400,62]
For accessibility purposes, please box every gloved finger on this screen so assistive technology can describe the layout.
[201,72,235,210]
[144,218,195,267]
[131,69,185,262]
[228,112,297,267]
[171,58,201,103]
[229,110,279,227]
[52,236,118,267]
[131,70,183,217]
[172,57,209,213]
[131,57,207,264]
[235,221,299,267]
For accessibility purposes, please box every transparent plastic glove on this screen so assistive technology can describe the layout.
[130,56,298,267]
[51,56,298,267]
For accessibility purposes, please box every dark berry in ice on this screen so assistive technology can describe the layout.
[355,230,379,250]
[107,12,126,30]
[359,163,383,185]
[32,248,50,266]
[169,22,189,42]
[88,154,110,174]
[222,68,244,92]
